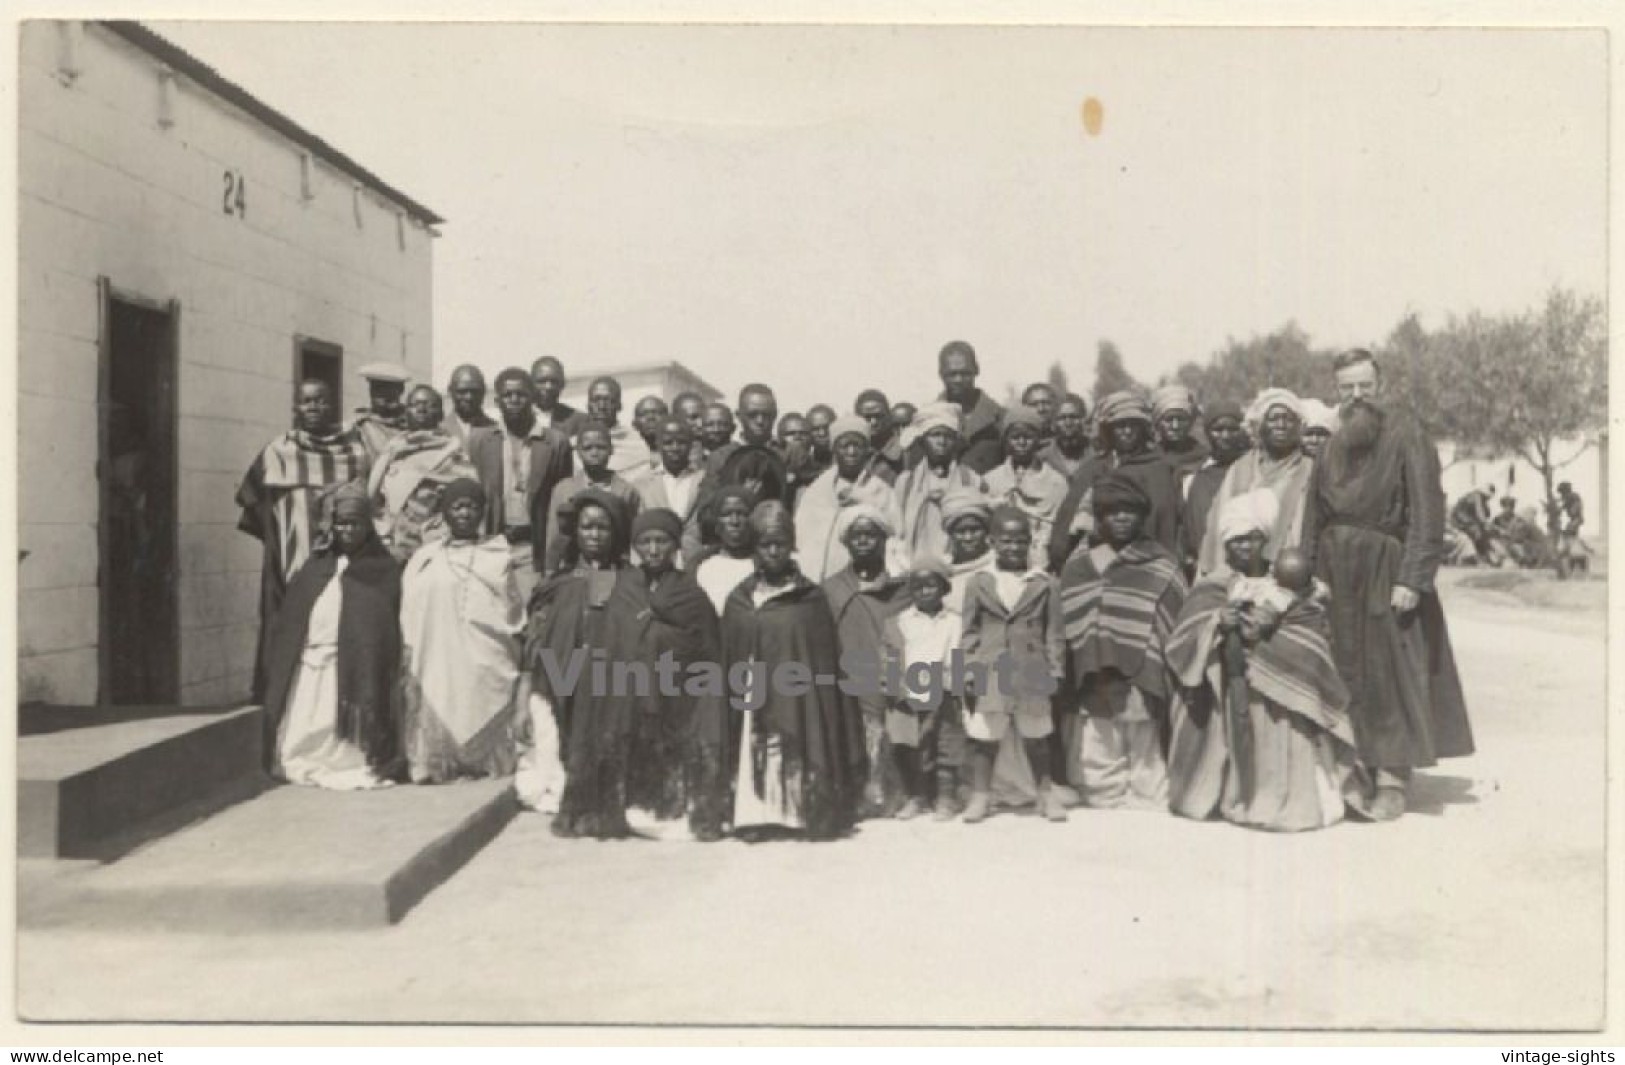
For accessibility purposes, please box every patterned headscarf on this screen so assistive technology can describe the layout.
[1152,385,1198,419]
[899,400,964,450]
[1096,391,1153,426]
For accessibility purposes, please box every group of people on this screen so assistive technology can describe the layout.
[1449,481,1588,575]
[236,341,1474,841]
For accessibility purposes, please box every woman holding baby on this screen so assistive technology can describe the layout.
[1164,486,1367,831]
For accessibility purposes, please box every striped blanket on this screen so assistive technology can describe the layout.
[1059,538,1187,697]
[1166,577,1353,743]
[237,428,369,583]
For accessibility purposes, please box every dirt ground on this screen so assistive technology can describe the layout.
[16,571,1609,1030]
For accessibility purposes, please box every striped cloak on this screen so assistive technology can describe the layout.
[1058,538,1187,714]
[1164,576,1361,830]
[238,427,371,698]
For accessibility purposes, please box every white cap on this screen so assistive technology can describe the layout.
[357,361,411,385]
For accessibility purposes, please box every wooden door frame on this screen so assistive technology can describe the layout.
[96,278,182,706]
[291,334,344,414]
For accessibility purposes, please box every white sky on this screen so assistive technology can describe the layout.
[150,21,1607,414]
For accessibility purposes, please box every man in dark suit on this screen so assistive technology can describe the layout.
[466,366,574,597]
[530,355,585,437]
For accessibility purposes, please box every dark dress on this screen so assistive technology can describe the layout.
[712,572,868,840]
[822,567,913,812]
[260,537,403,778]
[548,567,724,837]
[526,564,622,837]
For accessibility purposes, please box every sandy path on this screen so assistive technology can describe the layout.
[18,579,1608,1030]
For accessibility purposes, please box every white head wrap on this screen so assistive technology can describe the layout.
[1217,487,1281,544]
[1246,387,1305,429]
[1300,398,1338,433]
[835,502,895,542]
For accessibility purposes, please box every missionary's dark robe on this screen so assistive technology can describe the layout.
[1299,406,1473,770]
[706,572,868,840]
[260,538,402,777]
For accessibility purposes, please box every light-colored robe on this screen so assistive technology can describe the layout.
[1196,449,1314,578]
[792,467,903,583]
[366,430,476,562]
[400,537,525,782]
[983,460,1070,571]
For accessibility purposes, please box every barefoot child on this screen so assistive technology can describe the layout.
[881,556,966,820]
[959,508,1069,823]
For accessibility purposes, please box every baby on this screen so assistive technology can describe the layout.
[1227,546,1315,643]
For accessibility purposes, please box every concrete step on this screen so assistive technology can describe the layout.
[20,778,518,931]
[19,705,268,860]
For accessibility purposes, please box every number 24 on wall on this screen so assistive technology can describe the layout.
[222,170,247,218]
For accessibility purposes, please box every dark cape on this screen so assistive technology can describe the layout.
[525,563,621,832]
[1046,451,1180,571]
[550,567,723,837]
[823,567,913,812]
[703,572,869,840]
[260,537,403,776]
[1299,405,1473,769]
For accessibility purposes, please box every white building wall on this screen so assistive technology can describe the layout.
[1438,436,1603,531]
[17,22,436,706]
[558,364,724,420]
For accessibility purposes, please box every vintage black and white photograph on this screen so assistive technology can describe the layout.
[10,12,1613,1034]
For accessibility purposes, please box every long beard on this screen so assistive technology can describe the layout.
[1339,400,1384,456]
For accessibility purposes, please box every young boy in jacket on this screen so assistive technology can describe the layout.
[959,507,1068,823]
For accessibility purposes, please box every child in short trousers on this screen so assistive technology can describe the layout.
[958,507,1069,823]
[881,556,966,821]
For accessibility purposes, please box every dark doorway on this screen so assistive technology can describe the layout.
[295,336,344,415]
[99,283,180,706]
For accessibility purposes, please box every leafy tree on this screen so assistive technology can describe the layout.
[1045,360,1072,399]
[1163,322,1335,410]
[1447,289,1608,526]
[1005,360,1076,410]
[1092,340,1140,402]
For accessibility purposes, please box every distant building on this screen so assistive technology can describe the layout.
[559,360,724,421]
[18,21,442,708]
